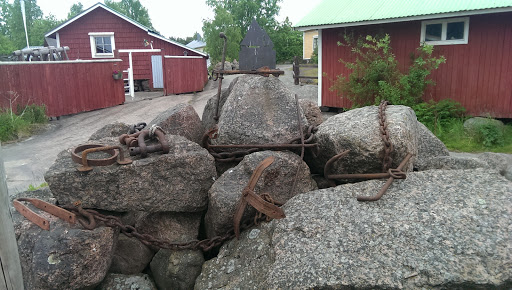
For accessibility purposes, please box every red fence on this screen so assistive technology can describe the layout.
[163,56,208,95]
[0,59,125,117]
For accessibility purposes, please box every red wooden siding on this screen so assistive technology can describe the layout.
[55,7,205,89]
[321,12,512,118]
[0,60,124,117]
[163,57,208,95]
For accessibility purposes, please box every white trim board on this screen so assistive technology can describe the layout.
[0,59,123,65]
[164,55,203,59]
[118,49,161,53]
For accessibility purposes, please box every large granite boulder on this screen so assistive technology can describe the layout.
[414,121,449,171]
[97,273,157,290]
[205,150,317,238]
[298,99,323,127]
[45,135,216,212]
[202,76,240,132]
[214,75,308,146]
[135,211,202,245]
[89,122,131,141]
[150,249,204,290]
[196,168,512,289]
[148,103,204,144]
[463,117,504,133]
[14,205,117,290]
[306,105,418,174]
[109,235,155,275]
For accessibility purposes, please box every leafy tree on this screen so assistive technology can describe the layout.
[67,2,83,19]
[206,0,281,34]
[329,34,445,107]
[169,32,201,45]
[267,17,302,63]
[202,6,242,63]
[105,0,153,29]
[0,0,62,53]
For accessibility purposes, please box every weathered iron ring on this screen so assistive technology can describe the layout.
[71,144,118,167]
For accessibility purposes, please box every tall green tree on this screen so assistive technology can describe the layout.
[67,2,83,19]
[267,17,302,62]
[104,0,153,29]
[202,6,242,63]
[203,0,282,64]
[0,0,61,53]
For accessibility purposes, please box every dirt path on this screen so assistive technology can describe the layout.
[2,64,320,195]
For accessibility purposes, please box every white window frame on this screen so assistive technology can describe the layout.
[420,17,469,45]
[89,32,115,58]
[313,35,318,51]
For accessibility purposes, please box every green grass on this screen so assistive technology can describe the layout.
[0,104,47,142]
[27,182,48,191]
[300,67,318,85]
[434,118,512,153]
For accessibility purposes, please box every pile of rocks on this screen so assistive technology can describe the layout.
[12,75,511,289]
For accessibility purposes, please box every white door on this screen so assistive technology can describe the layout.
[151,55,163,89]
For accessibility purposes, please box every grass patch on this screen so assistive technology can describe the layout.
[437,120,512,153]
[27,182,48,191]
[300,67,318,85]
[0,103,48,142]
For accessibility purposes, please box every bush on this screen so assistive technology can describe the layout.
[0,103,47,142]
[477,121,505,148]
[329,34,445,108]
[413,99,466,134]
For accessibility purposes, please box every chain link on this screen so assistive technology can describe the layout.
[378,100,393,172]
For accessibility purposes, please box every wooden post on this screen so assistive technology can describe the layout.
[293,56,300,85]
[0,143,24,290]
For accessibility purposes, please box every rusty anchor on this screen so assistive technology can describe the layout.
[119,131,143,147]
[233,156,285,239]
[71,144,132,172]
[13,198,76,230]
[128,126,169,157]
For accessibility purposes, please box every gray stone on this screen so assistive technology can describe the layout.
[232,59,239,70]
[89,122,130,141]
[201,76,240,132]
[151,249,204,290]
[196,168,512,289]
[205,150,317,238]
[505,165,512,181]
[415,121,450,171]
[97,273,157,290]
[147,103,204,144]
[476,152,512,176]
[135,211,202,245]
[45,135,216,212]
[463,117,504,134]
[298,99,323,127]
[421,155,488,171]
[214,75,308,146]
[214,61,232,72]
[306,105,418,174]
[109,235,155,275]
[14,209,117,290]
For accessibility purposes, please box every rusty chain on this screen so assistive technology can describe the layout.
[379,100,393,173]
[60,202,274,252]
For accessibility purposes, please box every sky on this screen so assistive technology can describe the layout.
[33,0,323,39]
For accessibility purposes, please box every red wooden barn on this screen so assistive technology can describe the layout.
[44,2,208,93]
[295,0,512,118]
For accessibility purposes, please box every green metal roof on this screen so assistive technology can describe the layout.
[295,0,512,29]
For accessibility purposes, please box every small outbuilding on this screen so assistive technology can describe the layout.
[44,2,208,92]
[295,0,512,118]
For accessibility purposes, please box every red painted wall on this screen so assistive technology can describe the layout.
[321,12,512,118]
[56,7,204,89]
[163,57,208,95]
[0,60,125,117]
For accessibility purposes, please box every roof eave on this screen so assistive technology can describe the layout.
[45,2,150,37]
[147,32,207,57]
[295,6,512,31]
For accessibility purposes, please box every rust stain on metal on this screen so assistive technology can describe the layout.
[73,145,132,172]
[14,198,76,230]
[233,156,285,239]
[128,128,169,157]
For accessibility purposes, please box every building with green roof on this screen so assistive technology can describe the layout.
[295,0,512,117]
